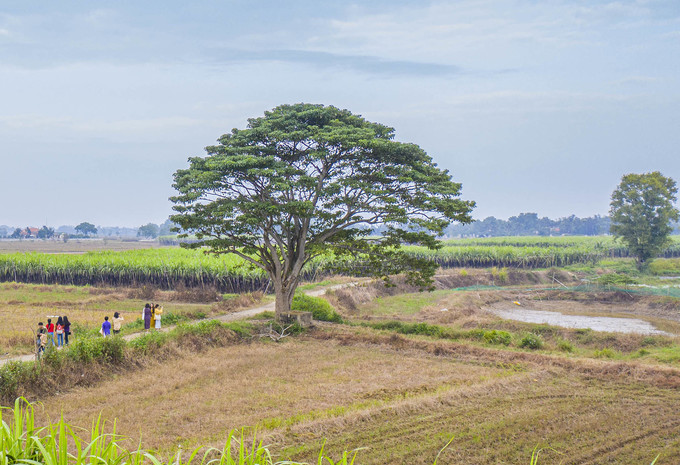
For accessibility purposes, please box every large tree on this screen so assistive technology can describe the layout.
[137,223,160,239]
[171,104,474,318]
[610,172,679,267]
[75,222,97,236]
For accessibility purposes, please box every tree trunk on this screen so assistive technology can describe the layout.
[273,277,296,321]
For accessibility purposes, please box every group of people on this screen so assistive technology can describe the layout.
[143,303,163,331]
[36,316,71,356]
[35,303,164,356]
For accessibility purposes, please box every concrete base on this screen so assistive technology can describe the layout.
[277,311,313,327]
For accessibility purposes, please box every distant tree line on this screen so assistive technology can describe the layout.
[446,213,615,237]
[2,215,677,239]
[0,219,177,239]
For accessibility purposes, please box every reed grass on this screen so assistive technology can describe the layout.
[1,397,355,465]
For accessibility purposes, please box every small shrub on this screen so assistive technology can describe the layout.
[574,328,594,344]
[635,348,650,357]
[0,361,26,400]
[597,273,637,286]
[99,336,126,363]
[408,322,443,337]
[531,324,557,336]
[161,311,184,325]
[67,335,125,364]
[557,339,574,353]
[594,347,617,359]
[40,346,64,369]
[292,294,343,323]
[466,328,486,341]
[641,336,658,347]
[519,333,544,350]
[483,330,512,346]
[129,331,169,355]
[459,269,468,277]
[497,267,508,283]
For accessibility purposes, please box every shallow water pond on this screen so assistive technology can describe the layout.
[490,308,671,335]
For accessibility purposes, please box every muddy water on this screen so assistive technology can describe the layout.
[490,308,671,335]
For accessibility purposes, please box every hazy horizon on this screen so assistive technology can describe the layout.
[0,211,616,232]
[1,1,679,226]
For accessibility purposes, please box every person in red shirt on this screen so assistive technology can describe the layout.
[46,318,55,347]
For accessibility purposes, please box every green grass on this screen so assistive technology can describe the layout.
[358,317,680,365]
[649,258,680,276]
[361,290,450,316]
[292,294,343,322]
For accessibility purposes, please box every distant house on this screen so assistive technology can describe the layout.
[20,227,39,238]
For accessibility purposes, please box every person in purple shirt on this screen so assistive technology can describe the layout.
[101,316,111,337]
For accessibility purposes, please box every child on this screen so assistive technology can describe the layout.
[101,316,111,337]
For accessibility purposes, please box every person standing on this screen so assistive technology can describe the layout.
[154,304,163,330]
[46,318,55,347]
[36,322,47,358]
[55,316,65,347]
[112,312,124,335]
[63,316,71,345]
[101,316,111,337]
[143,303,152,330]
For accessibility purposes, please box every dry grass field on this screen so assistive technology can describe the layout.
[32,331,680,464]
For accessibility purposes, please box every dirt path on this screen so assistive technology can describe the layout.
[0,283,353,367]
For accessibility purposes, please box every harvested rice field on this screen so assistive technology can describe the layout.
[32,330,680,464]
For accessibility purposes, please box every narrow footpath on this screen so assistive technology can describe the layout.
[0,283,354,367]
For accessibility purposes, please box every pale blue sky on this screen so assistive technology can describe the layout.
[1,0,679,227]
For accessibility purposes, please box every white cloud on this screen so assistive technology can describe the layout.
[614,75,660,85]
[72,116,206,134]
[313,0,675,68]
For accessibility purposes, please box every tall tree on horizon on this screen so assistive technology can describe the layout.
[610,171,679,267]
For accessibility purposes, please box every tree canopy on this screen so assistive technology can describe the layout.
[37,226,55,239]
[75,222,97,236]
[171,103,474,317]
[610,171,679,266]
[137,223,160,239]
